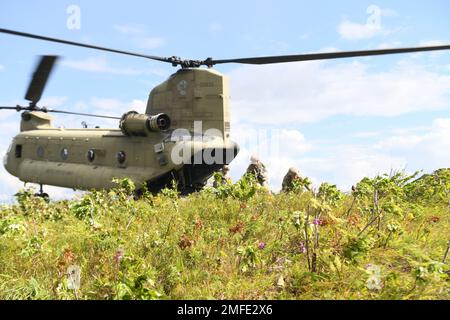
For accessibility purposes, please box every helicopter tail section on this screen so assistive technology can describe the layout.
[146,68,231,144]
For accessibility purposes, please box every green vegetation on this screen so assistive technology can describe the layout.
[0,170,449,300]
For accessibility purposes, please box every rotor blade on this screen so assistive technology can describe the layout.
[25,55,59,104]
[0,28,172,64]
[210,44,450,65]
[46,109,121,119]
[0,105,120,119]
[3,28,449,68]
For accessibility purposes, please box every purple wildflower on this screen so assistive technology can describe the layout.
[113,249,124,264]
[313,218,320,226]
[299,241,306,254]
[258,242,266,250]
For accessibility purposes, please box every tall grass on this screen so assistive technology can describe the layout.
[0,170,448,299]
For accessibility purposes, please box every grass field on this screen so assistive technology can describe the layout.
[0,170,449,300]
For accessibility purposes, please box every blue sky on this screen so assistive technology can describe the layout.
[0,1,449,200]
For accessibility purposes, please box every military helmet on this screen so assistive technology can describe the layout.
[250,155,260,164]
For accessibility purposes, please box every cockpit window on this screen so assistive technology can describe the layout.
[15,145,22,158]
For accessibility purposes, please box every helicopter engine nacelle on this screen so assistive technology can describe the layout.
[119,111,171,136]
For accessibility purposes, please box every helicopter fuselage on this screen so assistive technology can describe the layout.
[4,124,238,194]
[2,67,239,194]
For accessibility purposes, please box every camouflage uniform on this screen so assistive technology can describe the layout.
[246,156,268,187]
[282,167,301,192]
[213,165,231,188]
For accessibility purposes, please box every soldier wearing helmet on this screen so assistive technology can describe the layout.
[245,155,269,187]
[282,167,302,192]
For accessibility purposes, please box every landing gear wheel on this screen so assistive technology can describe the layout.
[34,192,49,203]
[34,184,50,201]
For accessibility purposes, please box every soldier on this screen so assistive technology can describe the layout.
[213,165,231,188]
[281,167,302,192]
[246,155,269,187]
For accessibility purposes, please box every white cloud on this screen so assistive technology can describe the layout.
[90,97,126,111]
[40,96,68,107]
[380,8,398,17]
[133,37,165,50]
[418,40,449,47]
[375,135,423,151]
[61,57,167,76]
[229,127,408,192]
[0,96,68,109]
[300,145,407,191]
[113,24,165,49]
[71,98,146,128]
[62,57,142,75]
[338,6,396,40]
[376,41,403,49]
[113,24,145,35]
[230,129,312,190]
[90,98,146,114]
[229,124,314,191]
[228,116,450,192]
[374,118,450,169]
[229,60,450,125]
[352,131,381,138]
[338,21,386,40]
[227,58,450,190]
[129,99,146,111]
[32,97,147,130]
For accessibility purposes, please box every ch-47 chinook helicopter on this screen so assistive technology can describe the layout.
[1,28,450,197]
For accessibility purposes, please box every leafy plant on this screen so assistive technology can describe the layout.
[237,245,259,273]
[0,168,448,300]
[290,177,312,193]
[213,173,259,201]
[317,183,342,207]
[343,236,374,263]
